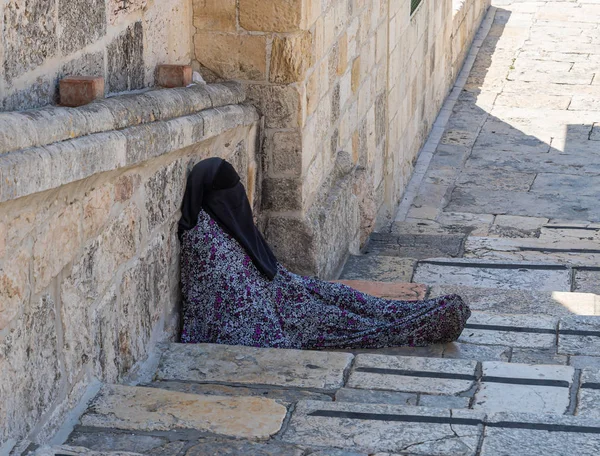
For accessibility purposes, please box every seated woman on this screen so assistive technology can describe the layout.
[178,158,470,349]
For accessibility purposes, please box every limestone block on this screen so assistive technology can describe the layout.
[109,0,147,24]
[246,84,301,128]
[33,202,82,293]
[185,440,304,456]
[157,343,353,390]
[194,32,267,80]
[107,22,145,94]
[92,287,121,382]
[2,76,58,112]
[58,0,106,55]
[83,183,114,240]
[82,385,287,439]
[115,173,141,203]
[193,0,236,31]
[142,0,192,87]
[0,295,60,443]
[3,0,57,82]
[270,32,314,84]
[267,130,303,177]
[239,0,303,32]
[0,249,30,331]
[144,159,185,233]
[0,222,5,259]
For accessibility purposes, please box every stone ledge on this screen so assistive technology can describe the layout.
[0,103,259,203]
[0,82,245,155]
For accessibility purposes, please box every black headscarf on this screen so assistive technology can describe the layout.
[178,158,278,280]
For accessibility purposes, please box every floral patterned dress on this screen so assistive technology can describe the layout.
[180,209,471,349]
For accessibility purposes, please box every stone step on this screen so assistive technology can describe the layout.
[281,400,600,455]
[332,279,427,300]
[414,257,574,291]
[339,254,417,282]
[429,284,600,317]
[79,384,288,440]
[465,235,600,266]
[364,232,467,259]
[33,446,145,456]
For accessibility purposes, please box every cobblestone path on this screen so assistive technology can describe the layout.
[28,2,600,456]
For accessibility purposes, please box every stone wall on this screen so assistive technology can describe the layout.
[0,82,260,449]
[192,0,491,278]
[0,0,192,111]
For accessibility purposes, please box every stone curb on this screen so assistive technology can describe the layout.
[0,82,245,155]
[0,103,259,203]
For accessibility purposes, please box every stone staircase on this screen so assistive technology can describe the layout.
[29,218,600,455]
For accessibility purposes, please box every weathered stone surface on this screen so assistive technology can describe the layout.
[365,233,466,259]
[185,440,305,456]
[457,169,537,192]
[574,269,600,295]
[81,385,287,439]
[459,312,558,349]
[246,84,301,129]
[67,429,182,454]
[33,202,82,292]
[481,412,600,456]
[265,130,302,177]
[107,22,145,93]
[430,285,599,317]
[144,160,185,232]
[195,32,267,80]
[34,446,144,456]
[146,380,332,405]
[0,248,30,330]
[282,401,484,455]
[332,280,426,301]
[3,0,57,81]
[262,177,302,211]
[414,259,571,291]
[348,354,477,395]
[2,76,57,111]
[576,368,600,418]
[58,0,106,55]
[570,356,600,370]
[474,362,573,414]
[83,183,114,240]
[442,342,511,362]
[239,0,303,32]
[419,395,471,409]
[193,0,236,31]
[339,255,416,282]
[559,316,600,356]
[0,296,60,443]
[511,349,568,366]
[335,388,418,406]
[109,0,147,24]
[270,32,313,84]
[157,343,354,391]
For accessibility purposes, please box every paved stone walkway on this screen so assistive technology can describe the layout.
[23,2,600,456]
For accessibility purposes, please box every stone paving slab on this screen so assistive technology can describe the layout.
[34,447,144,456]
[414,258,571,291]
[332,280,427,301]
[66,429,188,456]
[338,255,416,282]
[365,233,466,259]
[80,385,287,439]
[183,440,306,456]
[481,412,600,456]
[574,269,600,294]
[558,316,600,356]
[473,361,574,414]
[156,343,353,391]
[510,349,568,366]
[540,226,600,243]
[447,187,600,222]
[282,401,485,455]
[335,388,418,406]
[347,354,477,396]
[577,368,600,419]
[464,236,600,266]
[459,312,558,349]
[430,285,599,317]
[441,342,511,363]
[144,381,332,405]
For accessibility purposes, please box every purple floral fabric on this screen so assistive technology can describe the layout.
[180,209,471,349]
